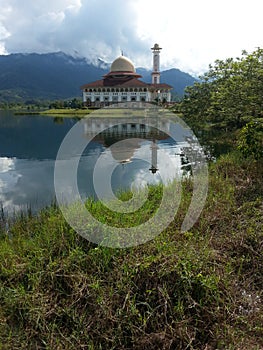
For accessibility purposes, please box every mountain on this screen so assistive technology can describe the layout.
[0,52,196,103]
[136,67,197,97]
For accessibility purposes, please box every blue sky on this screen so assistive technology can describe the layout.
[0,0,262,75]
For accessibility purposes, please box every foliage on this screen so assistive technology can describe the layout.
[0,154,262,349]
[0,98,85,113]
[237,120,263,159]
[181,48,263,128]
[49,98,83,109]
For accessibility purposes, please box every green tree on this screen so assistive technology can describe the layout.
[181,48,263,128]
[69,98,83,109]
[237,120,263,159]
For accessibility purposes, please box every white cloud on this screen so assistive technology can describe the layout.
[0,0,262,74]
[135,0,263,74]
[0,0,81,53]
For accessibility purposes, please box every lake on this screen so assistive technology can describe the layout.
[0,109,194,214]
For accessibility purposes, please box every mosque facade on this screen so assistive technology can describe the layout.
[80,44,172,107]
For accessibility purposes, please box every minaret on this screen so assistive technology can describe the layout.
[151,43,162,84]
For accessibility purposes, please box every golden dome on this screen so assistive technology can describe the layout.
[110,55,135,73]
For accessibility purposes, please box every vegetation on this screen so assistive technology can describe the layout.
[0,98,84,111]
[41,108,90,116]
[1,98,90,116]
[179,48,263,160]
[237,121,263,160]
[48,98,84,110]
[0,99,50,111]
[0,153,262,349]
[180,48,263,126]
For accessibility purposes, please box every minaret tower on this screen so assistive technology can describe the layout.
[151,43,162,84]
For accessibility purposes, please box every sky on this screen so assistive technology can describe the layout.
[0,0,262,75]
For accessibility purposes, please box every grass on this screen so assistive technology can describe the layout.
[14,108,92,116]
[14,107,158,118]
[0,153,262,349]
[41,108,91,116]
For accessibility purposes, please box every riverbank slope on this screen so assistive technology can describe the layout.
[0,153,262,349]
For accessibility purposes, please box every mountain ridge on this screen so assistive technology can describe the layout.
[0,52,197,103]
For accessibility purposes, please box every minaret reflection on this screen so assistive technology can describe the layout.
[149,139,158,174]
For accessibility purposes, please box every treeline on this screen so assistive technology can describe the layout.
[179,47,263,159]
[0,97,84,110]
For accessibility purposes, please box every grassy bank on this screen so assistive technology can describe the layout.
[0,153,262,349]
[14,108,92,116]
[41,108,91,116]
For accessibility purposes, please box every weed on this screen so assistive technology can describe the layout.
[0,153,262,349]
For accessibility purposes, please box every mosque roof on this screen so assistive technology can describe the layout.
[80,52,172,90]
[81,78,172,90]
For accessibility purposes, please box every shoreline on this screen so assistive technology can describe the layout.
[13,108,92,116]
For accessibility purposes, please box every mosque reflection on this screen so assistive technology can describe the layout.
[82,117,191,181]
[85,118,165,172]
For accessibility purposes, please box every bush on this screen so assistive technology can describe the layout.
[237,120,263,159]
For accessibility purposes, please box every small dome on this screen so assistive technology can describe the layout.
[151,43,162,51]
[110,56,135,73]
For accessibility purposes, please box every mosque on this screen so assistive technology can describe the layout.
[80,44,172,107]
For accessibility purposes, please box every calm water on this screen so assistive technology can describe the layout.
[0,110,191,213]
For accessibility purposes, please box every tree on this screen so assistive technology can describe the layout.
[237,120,263,160]
[180,48,263,128]
[69,98,83,109]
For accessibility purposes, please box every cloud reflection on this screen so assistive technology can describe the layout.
[0,157,54,212]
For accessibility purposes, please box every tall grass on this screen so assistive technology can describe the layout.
[0,153,262,349]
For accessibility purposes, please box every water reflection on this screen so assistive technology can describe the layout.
[77,117,185,201]
[0,157,54,211]
[0,111,190,213]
